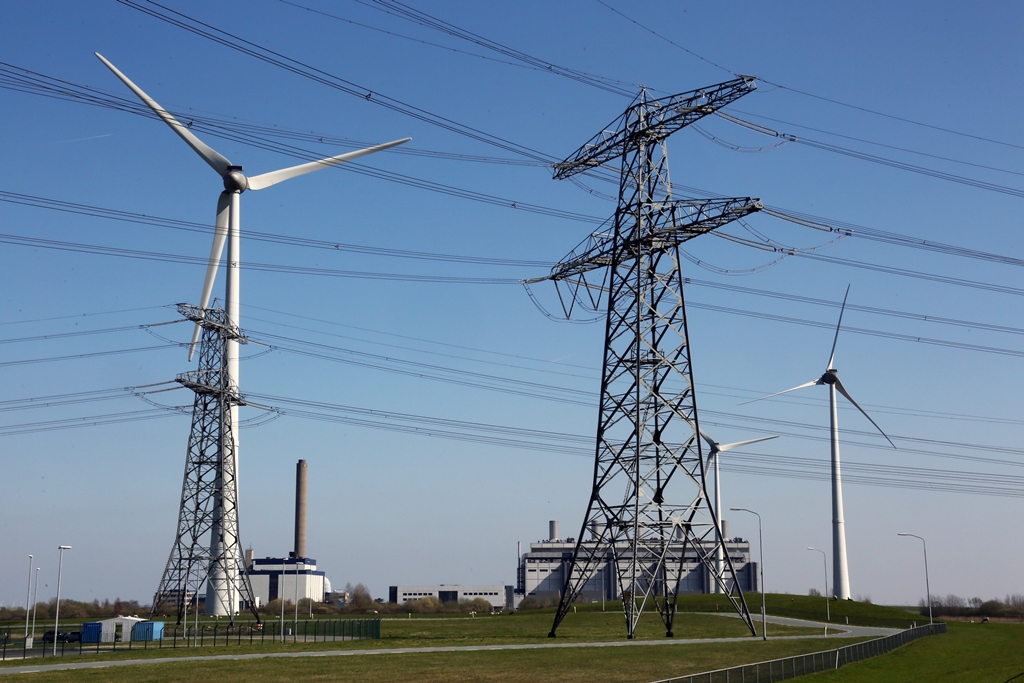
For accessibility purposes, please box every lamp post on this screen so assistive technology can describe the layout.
[807,547,829,635]
[31,567,40,640]
[53,545,71,656]
[898,533,932,625]
[294,559,299,642]
[24,555,33,647]
[730,508,766,640]
[280,563,286,643]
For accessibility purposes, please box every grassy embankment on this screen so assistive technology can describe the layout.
[6,595,997,682]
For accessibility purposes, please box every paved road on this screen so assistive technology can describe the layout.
[0,615,896,677]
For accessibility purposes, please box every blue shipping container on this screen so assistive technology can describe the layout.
[81,622,102,644]
[131,621,165,641]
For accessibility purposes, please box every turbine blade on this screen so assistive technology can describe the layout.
[828,284,851,369]
[697,428,718,451]
[716,435,780,453]
[188,192,231,361]
[834,376,897,448]
[95,53,232,176]
[739,380,819,405]
[246,138,412,191]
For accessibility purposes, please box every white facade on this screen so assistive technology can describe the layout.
[247,556,332,606]
[388,584,513,610]
[516,524,757,604]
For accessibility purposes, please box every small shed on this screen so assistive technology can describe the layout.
[81,622,102,643]
[132,621,165,642]
[97,616,146,643]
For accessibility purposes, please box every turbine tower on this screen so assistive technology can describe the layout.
[698,431,777,593]
[97,53,409,616]
[752,287,895,600]
[530,78,763,639]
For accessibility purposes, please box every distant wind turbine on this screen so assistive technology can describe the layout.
[97,53,409,615]
[748,286,895,600]
[698,430,778,593]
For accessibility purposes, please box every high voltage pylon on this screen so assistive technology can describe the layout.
[531,77,763,639]
[151,304,260,625]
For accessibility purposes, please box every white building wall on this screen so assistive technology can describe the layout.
[390,584,509,610]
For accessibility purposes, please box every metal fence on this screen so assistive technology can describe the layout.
[0,618,381,661]
[651,623,947,683]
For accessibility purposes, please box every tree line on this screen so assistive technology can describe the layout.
[923,594,1024,620]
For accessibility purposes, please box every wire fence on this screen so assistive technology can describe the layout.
[0,618,380,661]
[651,622,947,683]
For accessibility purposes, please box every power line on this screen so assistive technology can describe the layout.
[0,190,556,267]
[593,1,1024,152]
[116,0,558,163]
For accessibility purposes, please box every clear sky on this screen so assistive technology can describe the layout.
[1,1,1022,612]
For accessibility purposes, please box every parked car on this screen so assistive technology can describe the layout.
[41,630,70,643]
[66,631,82,643]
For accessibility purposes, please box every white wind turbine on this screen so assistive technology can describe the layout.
[97,53,410,615]
[698,430,778,593]
[750,286,895,600]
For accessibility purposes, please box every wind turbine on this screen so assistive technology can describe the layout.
[750,286,894,600]
[97,53,409,615]
[698,430,778,593]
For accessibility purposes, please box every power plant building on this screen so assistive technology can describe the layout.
[243,459,334,606]
[388,585,514,611]
[516,521,758,604]
[247,555,332,605]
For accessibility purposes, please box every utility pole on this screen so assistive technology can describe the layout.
[533,78,762,639]
[151,304,260,626]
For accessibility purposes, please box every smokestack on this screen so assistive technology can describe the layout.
[294,459,308,559]
[549,520,559,542]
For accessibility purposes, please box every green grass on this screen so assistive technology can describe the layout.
[0,597,956,682]
[0,637,865,683]
[672,593,925,629]
[0,606,819,668]
[813,621,1024,682]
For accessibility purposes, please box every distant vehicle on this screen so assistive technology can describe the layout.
[41,630,71,643]
[66,631,82,643]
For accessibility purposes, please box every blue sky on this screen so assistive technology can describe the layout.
[2,0,1022,611]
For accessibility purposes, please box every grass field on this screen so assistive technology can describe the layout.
[0,636,862,683]
[3,597,1002,682]
[812,621,1024,682]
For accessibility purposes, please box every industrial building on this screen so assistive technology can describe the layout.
[388,585,514,611]
[516,520,757,604]
[247,554,332,605]
[244,460,334,606]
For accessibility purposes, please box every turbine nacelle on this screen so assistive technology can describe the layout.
[224,166,248,194]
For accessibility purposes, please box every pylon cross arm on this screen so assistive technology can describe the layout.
[552,76,756,180]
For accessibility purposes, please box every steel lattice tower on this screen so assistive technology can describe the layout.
[538,78,763,639]
[152,304,260,624]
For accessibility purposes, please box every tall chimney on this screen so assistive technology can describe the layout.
[549,520,559,542]
[294,459,308,559]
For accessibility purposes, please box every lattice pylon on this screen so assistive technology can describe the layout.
[546,84,760,639]
[151,304,259,625]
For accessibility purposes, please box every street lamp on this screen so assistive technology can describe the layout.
[53,545,71,656]
[294,558,300,642]
[24,555,33,647]
[280,563,286,644]
[31,567,40,640]
[806,547,829,635]
[731,508,767,640]
[898,533,932,625]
